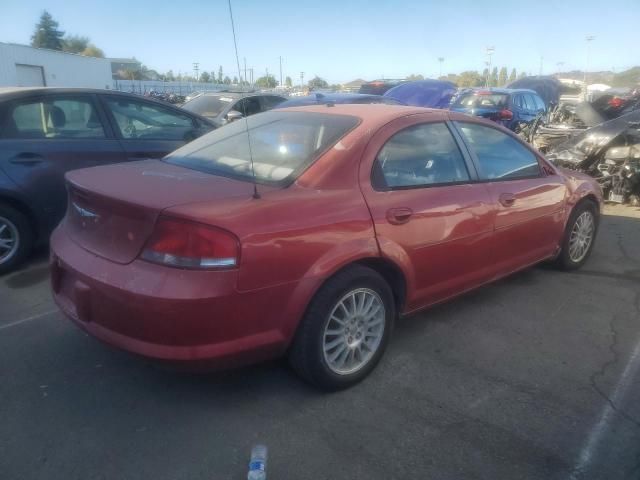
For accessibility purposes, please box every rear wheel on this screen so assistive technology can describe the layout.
[0,204,33,275]
[289,265,395,390]
[555,201,598,270]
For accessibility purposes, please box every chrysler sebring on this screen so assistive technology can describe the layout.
[50,105,602,389]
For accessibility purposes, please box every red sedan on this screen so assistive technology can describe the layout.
[50,105,602,389]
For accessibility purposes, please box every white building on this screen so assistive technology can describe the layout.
[0,42,112,89]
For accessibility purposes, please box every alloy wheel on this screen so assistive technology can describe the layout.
[568,211,595,263]
[322,288,386,375]
[0,216,20,265]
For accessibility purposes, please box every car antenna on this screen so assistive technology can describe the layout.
[227,0,260,199]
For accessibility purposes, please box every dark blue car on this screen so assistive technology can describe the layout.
[449,88,546,131]
[383,80,457,109]
[277,93,404,108]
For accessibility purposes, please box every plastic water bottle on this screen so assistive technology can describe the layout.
[247,444,267,480]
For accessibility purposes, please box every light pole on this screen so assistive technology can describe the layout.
[438,57,444,78]
[193,62,199,82]
[300,71,305,89]
[584,35,595,99]
[485,46,495,87]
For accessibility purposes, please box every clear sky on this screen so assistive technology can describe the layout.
[2,0,639,84]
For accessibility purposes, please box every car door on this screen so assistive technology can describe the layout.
[0,93,125,234]
[101,95,206,161]
[454,120,567,273]
[360,115,496,311]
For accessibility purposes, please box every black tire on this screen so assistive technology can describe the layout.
[554,200,599,271]
[0,204,34,275]
[289,265,395,390]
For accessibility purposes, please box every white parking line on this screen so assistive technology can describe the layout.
[569,336,640,479]
[0,309,59,331]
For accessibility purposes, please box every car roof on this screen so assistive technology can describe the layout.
[197,91,283,99]
[460,87,539,96]
[278,93,390,106]
[273,103,446,128]
[0,87,154,101]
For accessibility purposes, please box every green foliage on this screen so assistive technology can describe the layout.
[489,67,498,87]
[285,76,293,87]
[62,35,88,53]
[457,71,484,87]
[199,71,211,83]
[255,75,277,88]
[498,67,508,86]
[406,74,424,81]
[81,45,104,58]
[308,76,328,89]
[509,68,517,83]
[31,10,65,50]
[233,76,238,84]
[223,76,231,85]
[217,66,223,84]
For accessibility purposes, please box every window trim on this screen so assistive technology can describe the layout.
[99,93,198,141]
[451,120,545,183]
[370,120,477,192]
[0,93,114,140]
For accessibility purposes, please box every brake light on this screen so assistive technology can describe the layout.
[141,217,239,269]
[608,97,624,108]
[499,109,513,120]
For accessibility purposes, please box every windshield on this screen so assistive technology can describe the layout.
[166,111,359,185]
[453,93,509,108]
[181,95,234,117]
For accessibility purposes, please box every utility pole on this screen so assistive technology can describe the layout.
[193,62,199,82]
[556,61,565,74]
[438,57,444,78]
[300,71,305,89]
[539,56,543,76]
[584,35,595,99]
[279,56,283,87]
[243,57,247,84]
[485,46,495,87]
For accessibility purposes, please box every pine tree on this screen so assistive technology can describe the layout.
[509,68,517,83]
[217,66,223,84]
[498,67,508,86]
[31,11,65,50]
[490,67,498,87]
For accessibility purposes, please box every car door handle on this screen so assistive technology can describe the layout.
[9,152,44,165]
[386,207,413,225]
[498,193,516,207]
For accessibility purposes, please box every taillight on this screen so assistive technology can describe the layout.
[141,217,239,269]
[499,109,513,120]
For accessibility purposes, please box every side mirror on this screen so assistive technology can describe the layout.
[226,110,243,122]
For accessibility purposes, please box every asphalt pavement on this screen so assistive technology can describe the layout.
[1,205,639,480]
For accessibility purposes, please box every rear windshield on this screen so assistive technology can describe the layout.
[181,95,233,117]
[165,111,360,185]
[453,93,508,109]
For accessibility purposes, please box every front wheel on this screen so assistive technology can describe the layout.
[555,201,598,270]
[289,265,395,390]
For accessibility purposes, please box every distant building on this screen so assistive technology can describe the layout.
[341,78,367,92]
[109,58,143,80]
[0,42,112,89]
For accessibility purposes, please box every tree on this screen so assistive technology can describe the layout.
[308,76,328,89]
[518,71,528,79]
[285,76,293,87]
[489,67,498,87]
[199,71,211,83]
[233,76,238,84]
[255,75,277,89]
[509,68,517,83]
[165,70,175,81]
[81,44,104,58]
[457,71,484,87]
[223,76,231,85]
[217,66,223,84]
[31,11,65,50]
[406,74,424,81]
[62,35,88,53]
[498,67,508,86]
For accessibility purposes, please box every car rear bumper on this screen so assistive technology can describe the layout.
[50,226,297,367]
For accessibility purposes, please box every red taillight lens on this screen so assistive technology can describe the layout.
[608,97,624,108]
[141,217,239,269]
[499,109,513,120]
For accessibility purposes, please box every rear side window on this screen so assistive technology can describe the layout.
[0,97,105,139]
[105,98,195,140]
[532,95,546,111]
[374,122,470,189]
[261,96,286,110]
[457,122,540,180]
[453,93,508,108]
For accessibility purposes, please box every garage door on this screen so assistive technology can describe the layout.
[15,64,45,87]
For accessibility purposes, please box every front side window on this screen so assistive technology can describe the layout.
[165,111,359,185]
[105,97,194,140]
[374,122,470,189]
[457,122,540,180]
[234,97,262,116]
[261,96,286,110]
[0,97,105,139]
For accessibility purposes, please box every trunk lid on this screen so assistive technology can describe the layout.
[64,159,260,264]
